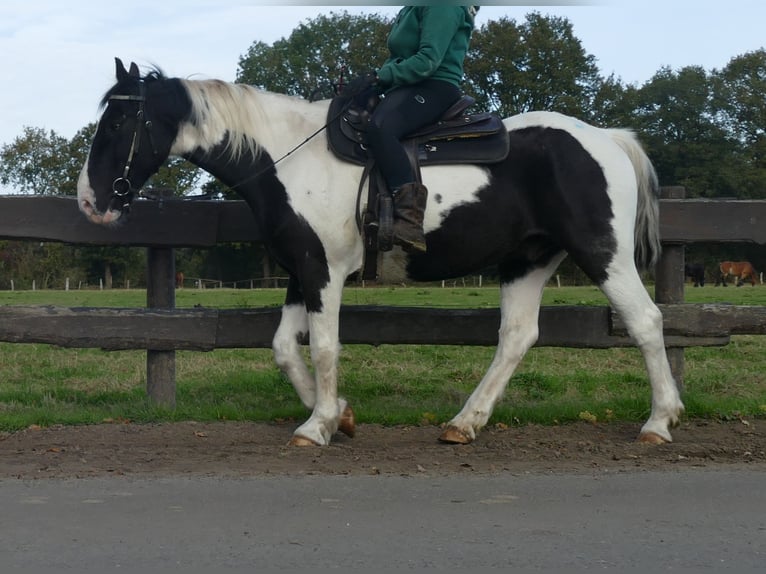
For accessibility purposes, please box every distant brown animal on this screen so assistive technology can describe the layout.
[717,261,757,286]
[175,271,184,289]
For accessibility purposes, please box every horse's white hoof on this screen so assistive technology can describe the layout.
[338,405,356,438]
[438,426,474,444]
[637,431,670,445]
[288,434,320,447]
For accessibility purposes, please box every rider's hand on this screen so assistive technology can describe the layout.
[345,71,378,97]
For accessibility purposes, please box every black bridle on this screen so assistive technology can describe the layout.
[107,79,158,212]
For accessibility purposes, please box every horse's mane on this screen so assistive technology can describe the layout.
[179,78,268,161]
[101,65,270,162]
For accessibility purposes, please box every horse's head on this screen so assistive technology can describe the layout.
[77,58,188,225]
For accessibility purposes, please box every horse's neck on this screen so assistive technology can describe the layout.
[238,90,329,158]
[172,81,328,163]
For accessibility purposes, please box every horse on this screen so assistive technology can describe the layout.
[684,262,705,287]
[175,271,184,289]
[76,59,683,446]
[717,261,758,287]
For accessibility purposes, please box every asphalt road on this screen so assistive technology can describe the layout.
[2,469,765,570]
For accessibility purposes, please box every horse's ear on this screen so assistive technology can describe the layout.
[115,58,141,81]
[115,57,128,81]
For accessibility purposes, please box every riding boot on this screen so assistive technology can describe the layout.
[392,182,428,253]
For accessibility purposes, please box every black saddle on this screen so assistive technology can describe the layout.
[326,94,509,167]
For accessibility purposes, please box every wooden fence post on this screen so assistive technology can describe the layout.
[656,186,686,392]
[146,246,176,407]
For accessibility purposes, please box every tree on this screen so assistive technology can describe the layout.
[588,74,637,128]
[0,127,73,195]
[465,13,602,119]
[237,11,391,98]
[715,50,766,147]
[0,240,88,289]
[149,158,205,196]
[631,66,739,197]
[73,244,145,289]
[714,49,766,199]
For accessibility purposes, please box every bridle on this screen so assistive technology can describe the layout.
[107,79,158,212]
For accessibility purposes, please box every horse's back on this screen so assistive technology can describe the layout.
[503,110,594,135]
[720,260,755,274]
[718,260,758,286]
[502,111,640,179]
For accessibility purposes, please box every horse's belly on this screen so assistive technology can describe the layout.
[377,248,492,284]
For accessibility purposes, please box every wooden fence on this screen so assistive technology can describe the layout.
[0,187,765,406]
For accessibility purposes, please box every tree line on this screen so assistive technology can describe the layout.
[1,11,764,288]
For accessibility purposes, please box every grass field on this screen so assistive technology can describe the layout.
[0,284,764,431]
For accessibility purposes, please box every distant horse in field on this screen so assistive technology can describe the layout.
[717,261,758,287]
[684,263,705,287]
[175,271,184,289]
[75,59,683,446]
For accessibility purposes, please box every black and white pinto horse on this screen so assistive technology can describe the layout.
[77,59,683,446]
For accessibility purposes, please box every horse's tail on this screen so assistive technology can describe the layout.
[607,129,662,271]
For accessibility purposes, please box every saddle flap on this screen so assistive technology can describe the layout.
[327,94,369,165]
[407,112,503,141]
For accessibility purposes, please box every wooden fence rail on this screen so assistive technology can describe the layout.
[0,190,765,406]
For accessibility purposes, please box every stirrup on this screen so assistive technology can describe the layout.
[378,194,394,251]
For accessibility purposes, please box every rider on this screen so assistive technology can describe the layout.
[347,6,479,252]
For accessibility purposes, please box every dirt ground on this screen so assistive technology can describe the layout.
[1,418,764,479]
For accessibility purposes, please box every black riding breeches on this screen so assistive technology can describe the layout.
[366,79,461,190]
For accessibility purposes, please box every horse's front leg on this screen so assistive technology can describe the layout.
[272,303,315,408]
[272,277,316,408]
[289,289,353,446]
[272,278,354,444]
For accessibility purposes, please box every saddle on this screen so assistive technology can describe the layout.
[325,93,509,280]
[327,93,509,168]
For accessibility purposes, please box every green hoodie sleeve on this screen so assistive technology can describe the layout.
[377,7,468,88]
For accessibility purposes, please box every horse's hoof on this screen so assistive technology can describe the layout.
[637,431,669,445]
[438,426,473,444]
[338,405,356,438]
[288,435,320,447]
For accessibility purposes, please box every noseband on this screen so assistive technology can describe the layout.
[107,79,158,212]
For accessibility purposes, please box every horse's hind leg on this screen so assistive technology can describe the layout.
[599,265,684,443]
[440,255,565,444]
[285,271,357,446]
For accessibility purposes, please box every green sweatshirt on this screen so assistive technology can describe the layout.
[376,6,475,90]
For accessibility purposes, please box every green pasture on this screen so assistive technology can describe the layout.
[0,284,764,432]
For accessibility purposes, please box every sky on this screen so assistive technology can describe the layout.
[2,1,765,150]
